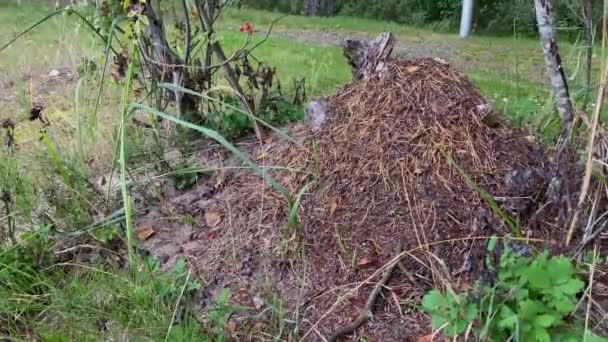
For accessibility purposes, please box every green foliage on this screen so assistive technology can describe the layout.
[203,95,304,139]
[206,289,244,342]
[422,244,606,341]
[421,289,477,336]
[0,225,54,297]
[1,226,207,339]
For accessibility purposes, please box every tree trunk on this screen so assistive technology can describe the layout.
[303,0,338,16]
[534,0,574,146]
[459,0,474,38]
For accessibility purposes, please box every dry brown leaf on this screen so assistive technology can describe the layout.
[137,226,156,241]
[205,210,222,227]
[406,66,420,73]
[329,198,339,215]
[416,334,433,342]
[256,151,269,160]
[357,256,372,266]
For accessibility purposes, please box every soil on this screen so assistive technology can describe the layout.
[133,55,604,340]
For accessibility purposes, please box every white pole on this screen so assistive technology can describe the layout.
[460,0,474,38]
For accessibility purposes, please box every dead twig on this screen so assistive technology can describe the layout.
[326,259,397,342]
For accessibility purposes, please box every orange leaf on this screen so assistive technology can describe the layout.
[416,334,433,342]
[205,210,222,227]
[358,256,372,266]
[137,226,156,241]
[329,198,339,216]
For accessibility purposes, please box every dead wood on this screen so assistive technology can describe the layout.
[326,259,398,342]
[343,32,395,80]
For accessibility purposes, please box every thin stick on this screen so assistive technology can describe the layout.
[584,246,598,339]
[566,3,608,245]
[181,0,192,65]
[326,261,397,342]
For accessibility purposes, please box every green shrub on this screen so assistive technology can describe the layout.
[422,241,607,341]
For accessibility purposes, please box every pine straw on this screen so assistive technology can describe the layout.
[144,58,587,340]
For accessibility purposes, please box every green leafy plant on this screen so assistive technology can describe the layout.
[206,289,247,342]
[422,289,478,336]
[422,242,607,341]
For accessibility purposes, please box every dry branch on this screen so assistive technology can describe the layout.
[326,260,398,342]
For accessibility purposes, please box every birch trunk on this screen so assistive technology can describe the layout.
[534,0,574,144]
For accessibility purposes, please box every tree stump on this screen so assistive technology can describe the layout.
[343,32,395,80]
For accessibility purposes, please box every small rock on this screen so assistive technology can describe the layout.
[305,100,327,133]
[252,295,264,310]
[48,69,60,77]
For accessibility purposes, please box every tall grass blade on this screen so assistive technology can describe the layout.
[40,133,71,187]
[287,181,314,232]
[443,151,521,237]
[0,9,116,54]
[119,40,137,271]
[92,16,123,125]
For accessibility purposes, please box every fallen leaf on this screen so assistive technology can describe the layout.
[358,256,372,267]
[416,334,433,342]
[329,198,339,215]
[256,151,269,160]
[406,66,419,73]
[137,226,156,241]
[205,210,222,227]
[206,232,217,240]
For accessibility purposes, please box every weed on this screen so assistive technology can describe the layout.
[422,240,607,341]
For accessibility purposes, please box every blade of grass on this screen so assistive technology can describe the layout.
[0,8,117,54]
[92,16,123,125]
[119,39,137,271]
[164,268,192,342]
[40,132,71,187]
[287,181,314,232]
[443,151,522,237]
